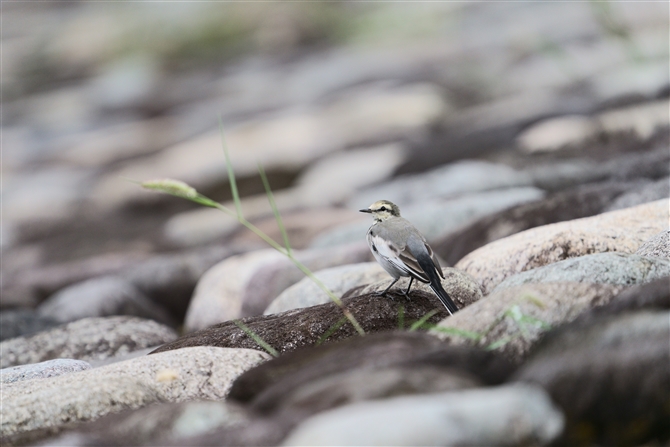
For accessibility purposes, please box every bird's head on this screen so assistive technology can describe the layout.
[359,200,401,221]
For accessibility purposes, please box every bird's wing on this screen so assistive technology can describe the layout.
[369,234,429,282]
[426,242,445,279]
[402,232,445,282]
[397,248,430,283]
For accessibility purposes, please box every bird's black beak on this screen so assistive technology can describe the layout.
[359,208,372,213]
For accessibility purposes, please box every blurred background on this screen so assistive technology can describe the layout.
[2,2,668,321]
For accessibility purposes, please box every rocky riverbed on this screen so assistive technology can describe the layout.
[2,2,669,446]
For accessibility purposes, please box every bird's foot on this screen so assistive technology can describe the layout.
[374,291,397,301]
[397,289,412,301]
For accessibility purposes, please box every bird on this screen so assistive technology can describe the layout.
[360,200,459,315]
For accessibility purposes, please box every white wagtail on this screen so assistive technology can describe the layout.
[360,200,459,315]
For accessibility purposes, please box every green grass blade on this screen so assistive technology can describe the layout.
[397,305,405,330]
[316,316,349,346]
[219,117,242,220]
[424,325,483,340]
[408,309,439,332]
[140,124,367,337]
[233,320,279,357]
[258,163,292,256]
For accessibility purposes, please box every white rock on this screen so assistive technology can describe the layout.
[597,98,670,140]
[264,263,387,314]
[517,115,597,153]
[352,160,534,209]
[295,144,407,205]
[1,347,270,437]
[316,187,544,248]
[282,384,564,446]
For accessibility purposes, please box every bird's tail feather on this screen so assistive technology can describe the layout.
[416,253,459,315]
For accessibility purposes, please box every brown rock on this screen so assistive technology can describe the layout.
[456,199,668,294]
[353,267,483,311]
[152,291,452,358]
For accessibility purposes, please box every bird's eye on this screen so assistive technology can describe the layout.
[380,206,387,211]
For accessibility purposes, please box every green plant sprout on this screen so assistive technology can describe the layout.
[397,305,405,330]
[414,295,552,351]
[142,121,365,338]
[233,320,279,357]
[316,316,349,347]
[408,309,439,332]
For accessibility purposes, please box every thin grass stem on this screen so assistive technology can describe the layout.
[408,309,439,332]
[219,118,242,220]
[258,163,292,256]
[316,316,349,346]
[233,320,279,357]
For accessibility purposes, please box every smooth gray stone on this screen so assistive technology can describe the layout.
[282,384,564,446]
[494,253,670,292]
[0,358,91,384]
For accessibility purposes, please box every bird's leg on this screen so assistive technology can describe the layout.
[375,278,399,298]
[399,277,414,301]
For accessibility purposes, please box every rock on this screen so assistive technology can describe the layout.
[0,309,60,341]
[0,359,91,384]
[516,100,670,155]
[433,181,638,266]
[164,187,354,248]
[493,253,670,292]
[572,277,670,320]
[594,60,670,103]
[351,159,533,210]
[153,290,452,357]
[73,400,251,446]
[1,377,160,439]
[514,311,670,446]
[313,187,544,248]
[0,347,269,438]
[231,207,365,250]
[0,244,43,308]
[598,98,670,140]
[229,332,442,403]
[264,263,387,315]
[456,199,668,294]
[281,384,564,446]
[432,282,622,362]
[229,332,514,406]
[258,365,480,424]
[528,146,669,192]
[3,166,92,224]
[0,316,177,368]
[184,243,371,332]
[124,245,236,321]
[88,347,157,368]
[88,54,161,111]
[293,144,407,205]
[517,115,598,153]
[355,267,483,312]
[321,82,446,147]
[37,276,176,327]
[95,83,443,209]
[58,117,182,168]
[605,176,669,212]
[1,251,150,310]
[164,207,244,247]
